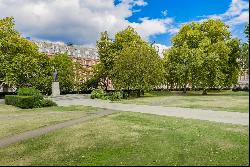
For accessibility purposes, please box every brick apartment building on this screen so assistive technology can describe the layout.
[33,41,99,82]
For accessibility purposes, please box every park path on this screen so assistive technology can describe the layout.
[50,94,249,126]
[0,109,117,149]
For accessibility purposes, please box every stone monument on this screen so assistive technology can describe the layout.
[52,69,60,96]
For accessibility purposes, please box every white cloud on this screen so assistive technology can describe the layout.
[0,0,172,46]
[161,10,168,17]
[226,11,249,26]
[223,0,249,17]
[131,17,174,39]
[203,0,249,26]
[153,43,170,58]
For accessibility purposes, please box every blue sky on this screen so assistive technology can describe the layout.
[124,0,249,46]
[0,0,249,49]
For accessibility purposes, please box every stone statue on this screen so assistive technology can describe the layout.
[53,69,58,82]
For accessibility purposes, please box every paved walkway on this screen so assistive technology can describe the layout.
[0,109,117,149]
[50,95,249,126]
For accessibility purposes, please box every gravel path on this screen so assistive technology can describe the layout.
[0,109,117,149]
[51,96,249,126]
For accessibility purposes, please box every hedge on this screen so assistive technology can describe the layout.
[17,87,43,100]
[5,95,36,109]
[5,95,57,109]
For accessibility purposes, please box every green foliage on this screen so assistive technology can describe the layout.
[90,89,123,101]
[17,87,43,100]
[96,31,114,89]
[0,17,39,86]
[51,54,75,93]
[5,87,57,108]
[164,19,241,94]
[242,85,249,92]
[239,24,249,69]
[73,61,86,92]
[39,99,58,107]
[90,89,105,99]
[81,75,100,91]
[244,24,249,42]
[0,17,53,94]
[5,95,36,109]
[109,91,123,101]
[110,27,164,94]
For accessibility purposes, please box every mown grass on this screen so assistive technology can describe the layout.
[0,112,248,166]
[120,90,249,113]
[0,104,98,138]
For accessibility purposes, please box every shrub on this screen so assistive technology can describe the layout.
[17,87,43,100]
[90,89,105,99]
[5,95,35,109]
[6,87,57,109]
[121,91,129,99]
[101,96,111,100]
[242,85,249,91]
[40,99,57,107]
[232,85,242,92]
[110,92,123,101]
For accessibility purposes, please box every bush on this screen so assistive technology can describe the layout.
[5,95,57,109]
[5,95,35,109]
[5,87,57,109]
[242,85,249,91]
[40,99,57,107]
[17,87,43,100]
[101,96,111,100]
[110,92,123,101]
[232,85,242,92]
[90,89,105,99]
[121,91,129,99]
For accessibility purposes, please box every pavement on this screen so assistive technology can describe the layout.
[50,95,249,126]
[0,94,248,149]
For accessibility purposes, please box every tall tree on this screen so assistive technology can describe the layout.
[165,19,241,94]
[5,53,53,94]
[96,31,114,90]
[111,27,164,96]
[0,17,39,87]
[73,61,86,93]
[239,24,249,69]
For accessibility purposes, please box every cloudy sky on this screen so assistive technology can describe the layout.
[0,0,249,51]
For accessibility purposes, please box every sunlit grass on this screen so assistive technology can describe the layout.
[0,112,248,166]
[120,90,249,113]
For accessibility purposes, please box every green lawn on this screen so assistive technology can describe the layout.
[0,104,98,138]
[0,111,248,166]
[120,90,249,113]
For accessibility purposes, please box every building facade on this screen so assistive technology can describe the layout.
[33,41,99,82]
[238,69,249,86]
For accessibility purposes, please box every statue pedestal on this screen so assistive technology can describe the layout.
[52,82,60,96]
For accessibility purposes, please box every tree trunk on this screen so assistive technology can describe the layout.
[137,89,140,97]
[3,84,8,92]
[141,90,144,96]
[202,89,207,95]
[183,83,187,93]
[127,87,130,97]
[170,83,173,91]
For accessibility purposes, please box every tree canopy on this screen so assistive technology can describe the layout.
[164,19,241,94]
[96,27,164,96]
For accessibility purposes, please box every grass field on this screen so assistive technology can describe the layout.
[120,90,249,113]
[0,111,248,166]
[0,104,98,138]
